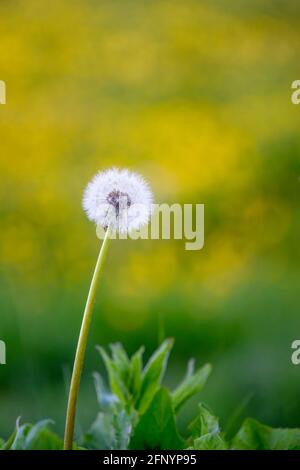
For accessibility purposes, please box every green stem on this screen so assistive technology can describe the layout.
[63,228,111,450]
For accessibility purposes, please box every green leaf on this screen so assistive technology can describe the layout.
[9,418,31,450]
[136,339,174,414]
[192,434,227,450]
[232,418,300,450]
[172,363,211,412]
[93,372,119,410]
[1,428,17,450]
[189,404,219,437]
[3,419,63,450]
[82,409,133,450]
[110,343,130,384]
[188,404,227,450]
[82,412,116,450]
[112,409,134,450]
[23,420,63,450]
[130,388,184,450]
[97,346,129,403]
[128,347,144,401]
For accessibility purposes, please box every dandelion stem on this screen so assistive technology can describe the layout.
[63,227,111,450]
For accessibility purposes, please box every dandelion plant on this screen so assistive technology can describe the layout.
[3,170,299,452]
[3,338,300,450]
[63,168,153,450]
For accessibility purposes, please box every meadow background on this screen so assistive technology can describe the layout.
[0,0,300,440]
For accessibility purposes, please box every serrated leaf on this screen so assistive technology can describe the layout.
[110,343,130,384]
[128,346,144,401]
[189,403,219,438]
[82,409,133,450]
[112,409,134,450]
[97,346,129,403]
[82,412,116,450]
[24,420,63,450]
[4,419,62,450]
[192,433,227,450]
[232,418,300,450]
[172,363,212,412]
[1,429,17,450]
[93,372,119,410]
[130,388,184,450]
[10,420,31,450]
[187,404,227,450]
[136,339,174,414]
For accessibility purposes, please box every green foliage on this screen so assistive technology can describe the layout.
[232,418,300,450]
[82,410,133,450]
[81,370,135,450]
[2,340,300,450]
[84,338,210,450]
[172,360,212,412]
[97,339,173,413]
[130,388,184,450]
[188,404,227,450]
[136,339,173,414]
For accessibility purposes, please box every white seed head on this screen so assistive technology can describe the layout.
[83,168,153,234]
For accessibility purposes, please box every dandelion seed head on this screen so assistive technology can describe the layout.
[83,168,153,234]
